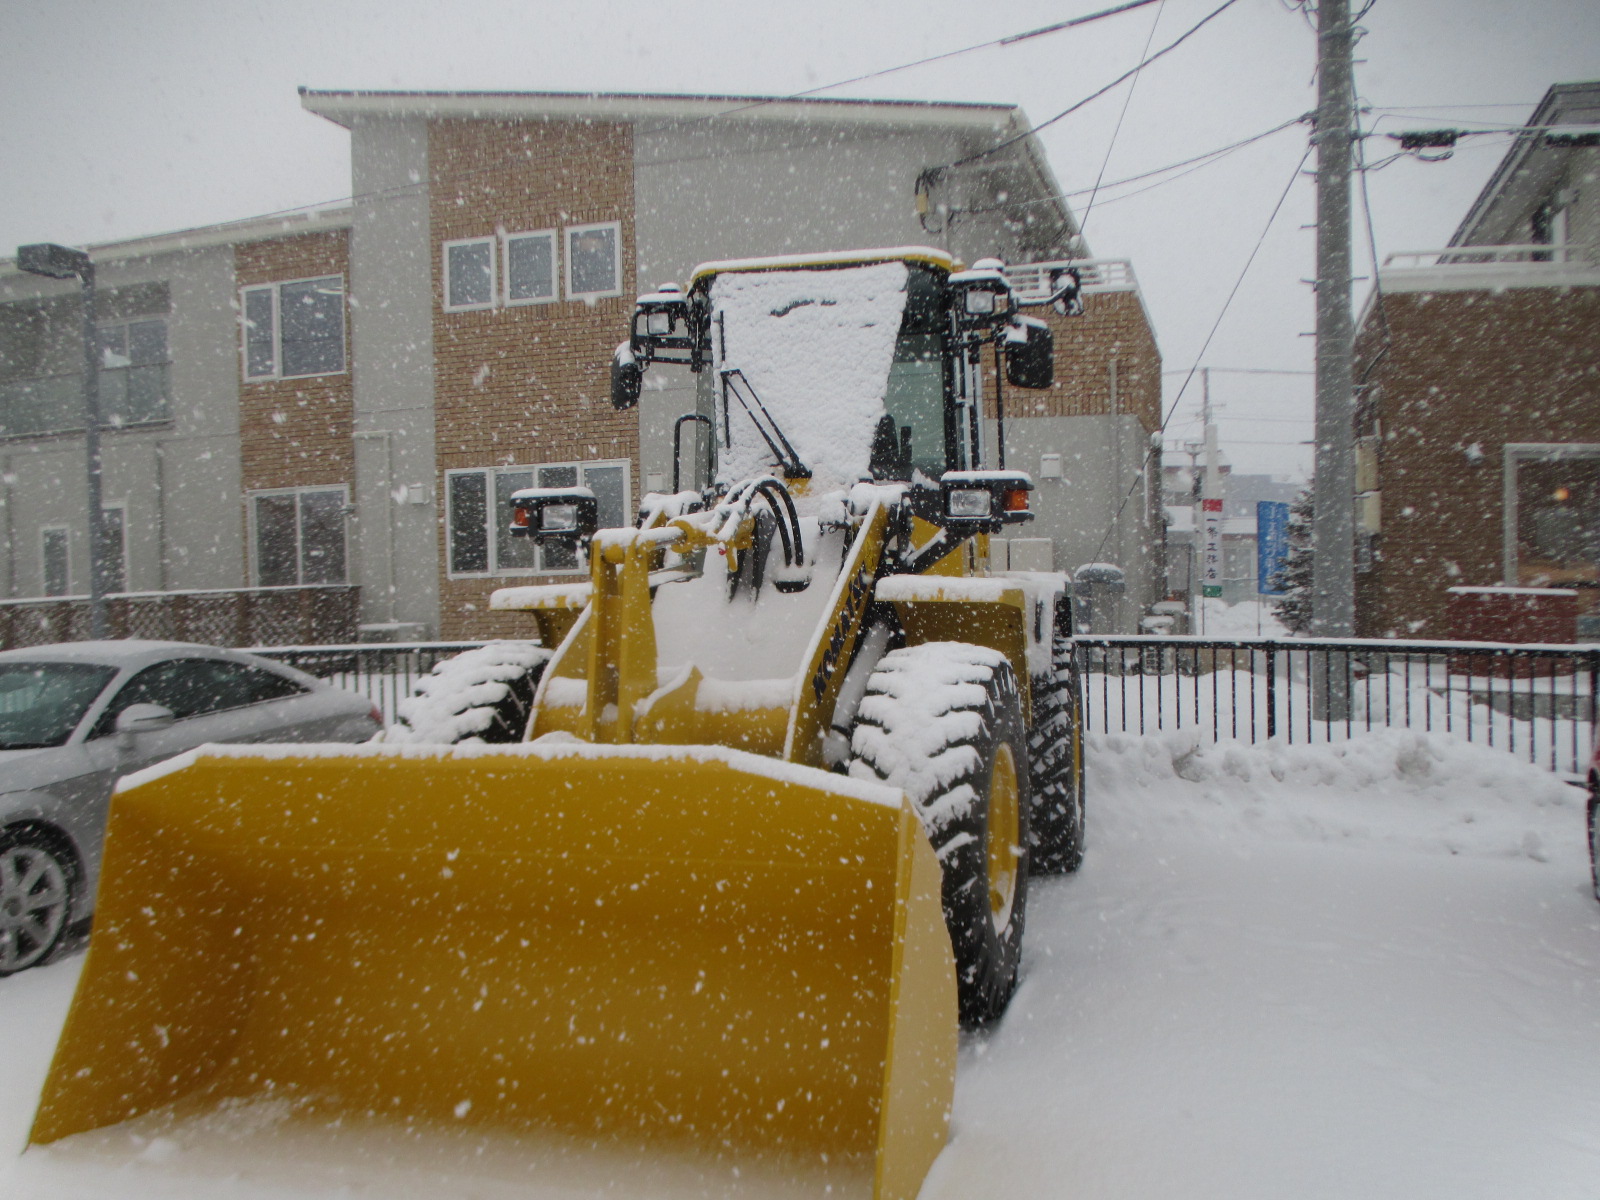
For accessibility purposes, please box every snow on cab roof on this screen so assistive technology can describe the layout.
[690,246,953,286]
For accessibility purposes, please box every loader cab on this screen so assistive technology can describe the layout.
[614,249,1063,494]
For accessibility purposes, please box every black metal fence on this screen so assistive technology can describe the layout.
[248,635,1600,778]
[1075,636,1600,776]
[250,642,487,724]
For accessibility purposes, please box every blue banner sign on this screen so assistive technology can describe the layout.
[1257,501,1290,596]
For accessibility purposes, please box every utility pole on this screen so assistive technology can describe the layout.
[1310,0,1356,712]
[1199,368,1223,634]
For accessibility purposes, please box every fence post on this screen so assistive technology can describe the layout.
[1265,640,1277,740]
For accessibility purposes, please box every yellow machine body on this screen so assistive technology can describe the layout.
[31,247,1068,1199]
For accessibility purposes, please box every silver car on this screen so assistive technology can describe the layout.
[0,640,383,974]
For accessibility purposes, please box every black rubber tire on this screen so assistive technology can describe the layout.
[395,642,552,745]
[1028,631,1086,874]
[0,825,77,976]
[849,642,1031,1027]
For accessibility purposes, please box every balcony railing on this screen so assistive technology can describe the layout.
[1378,244,1600,292]
[1005,258,1138,300]
[0,584,359,650]
[1385,244,1583,268]
[0,364,170,439]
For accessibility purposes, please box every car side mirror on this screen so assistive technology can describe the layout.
[115,703,174,750]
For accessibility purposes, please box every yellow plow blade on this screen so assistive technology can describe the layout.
[30,743,956,1200]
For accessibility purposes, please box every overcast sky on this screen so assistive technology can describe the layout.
[3,0,1596,480]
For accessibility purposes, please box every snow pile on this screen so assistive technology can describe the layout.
[1196,596,1290,638]
[1091,727,1583,861]
[712,260,907,494]
[386,641,548,744]
[651,520,844,683]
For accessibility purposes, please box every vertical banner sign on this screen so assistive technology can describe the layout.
[1201,497,1224,598]
[1257,500,1290,596]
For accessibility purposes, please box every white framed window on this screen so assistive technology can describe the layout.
[446,459,629,577]
[241,276,346,381]
[100,502,128,594]
[248,486,349,586]
[443,236,497,312]
[97,319,169,426]
[504,230,558,306]
[41,526,69,597]
[565,221,622,301]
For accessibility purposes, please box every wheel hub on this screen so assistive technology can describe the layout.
[0,845,69,973]
[987,743,1020,931]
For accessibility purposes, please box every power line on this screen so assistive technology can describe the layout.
[1161,366,1313,375]
[954,115,1304,221]
[1068,117,1306,196]
[90,5,1191,253]
[942,0,1244,171]
[1076,0,1167,241]
[636,0,1169,136]
[1091,144,1313,561]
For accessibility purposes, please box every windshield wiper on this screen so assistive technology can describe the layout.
[719,368,811,481]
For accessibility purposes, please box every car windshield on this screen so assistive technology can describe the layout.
[0,662,118,750]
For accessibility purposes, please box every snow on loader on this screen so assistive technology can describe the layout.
[30,248,1086,1198]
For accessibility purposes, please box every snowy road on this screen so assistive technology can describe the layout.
[3,731,1598,1198]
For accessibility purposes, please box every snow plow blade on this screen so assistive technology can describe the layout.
[30,742,957,1199]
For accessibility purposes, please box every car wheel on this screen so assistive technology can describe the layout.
[0,826,76,976]
[850,642,1031,1027]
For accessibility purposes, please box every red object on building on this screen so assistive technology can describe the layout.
[1447,586,1578,676]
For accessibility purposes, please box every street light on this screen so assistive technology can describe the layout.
[16,242,109,639]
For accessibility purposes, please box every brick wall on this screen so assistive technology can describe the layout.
[1354,284,1600,637]
[428,118,637,640]
[988,290,1162,430]
[234,231,354,492]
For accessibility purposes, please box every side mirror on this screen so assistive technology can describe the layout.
[115,703,174,750]
[1004,319,1054,390]
[611,342,643,410]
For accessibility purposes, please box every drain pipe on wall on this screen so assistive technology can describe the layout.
[353,430,398,624]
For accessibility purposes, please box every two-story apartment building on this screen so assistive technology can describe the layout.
[1354,81,1600,638]
[0,89,1163,644]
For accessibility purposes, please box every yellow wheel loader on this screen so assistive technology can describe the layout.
[30,247,1086,1199]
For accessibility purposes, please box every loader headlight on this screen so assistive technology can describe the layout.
[964,289,997,315]
[509,487,599,543]
[646,310,673,335]
[948,488,993,518]
[541,504,579,532]
[925,471,1035,534]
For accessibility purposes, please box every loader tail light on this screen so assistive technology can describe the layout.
[1003,487,1030,512]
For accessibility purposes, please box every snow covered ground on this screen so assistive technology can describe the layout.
[2,730,1596,1198]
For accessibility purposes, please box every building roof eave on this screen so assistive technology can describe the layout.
[299,87,1021,133]
[1450,81,1600,247]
